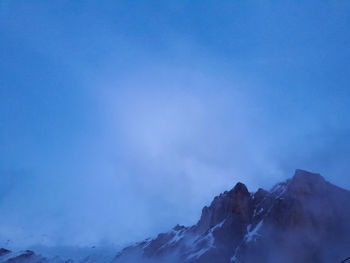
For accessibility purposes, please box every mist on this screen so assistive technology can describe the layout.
[1,0,350,251]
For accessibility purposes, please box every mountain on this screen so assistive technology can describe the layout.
[1,169,349,263]
[0,248,71,263]
[0,246,116,263]
[114,169,350,263]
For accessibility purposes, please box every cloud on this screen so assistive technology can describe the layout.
[1,0,350,250]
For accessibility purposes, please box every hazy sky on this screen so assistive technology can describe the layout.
[1,0,350,248]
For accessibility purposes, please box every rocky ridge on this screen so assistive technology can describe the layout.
[114,169,350,263]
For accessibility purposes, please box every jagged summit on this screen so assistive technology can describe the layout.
[287,169,329,197]
[114,169,350,263]
[294,168,320,176]
[231,182,249,195]
[292,169,325,183]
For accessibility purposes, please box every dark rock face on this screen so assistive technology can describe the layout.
[114,170,350,263]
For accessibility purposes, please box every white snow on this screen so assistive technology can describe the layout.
[187,219,225,260]
[271,183,287,199]
[211,219,226,232]
[159,229,186,250]
[168,229,185,244]
[230,220,264,262]
[141,238,152,249]
[244,220,263,243]
[253,207,264,218]
[187,247,209,260]
[231,254,242,263]
[230,245,243,263]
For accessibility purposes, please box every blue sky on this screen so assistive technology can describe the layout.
[1,0,350,248]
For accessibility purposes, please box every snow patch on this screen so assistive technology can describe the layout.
[245,220,263,243]
[187,219,225,260]
[159,228,186,250]
[168,229,186,245]
[271,183,287,199]
[231,220,264,262]
[253,207,264,218]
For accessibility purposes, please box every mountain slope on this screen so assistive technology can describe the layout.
[114,170,350,263]
[0,248,71,263]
